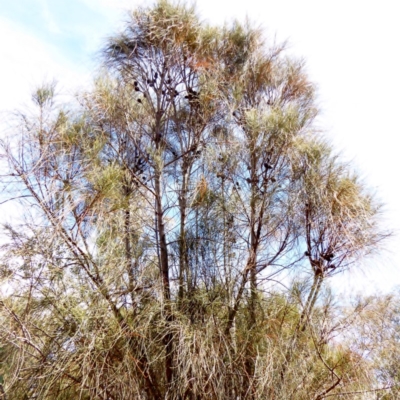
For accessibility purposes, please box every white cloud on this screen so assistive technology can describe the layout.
[39,0,62,34]
[79,0,144,20]
[0,16,91,113]
[83,0,143,10]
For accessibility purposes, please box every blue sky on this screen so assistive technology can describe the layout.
[1,0,399,295]
[1,0,122,61]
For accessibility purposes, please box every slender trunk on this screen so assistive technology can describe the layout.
[150,93,175,390]
[249,145,258,327]
[299,272,323,332]
[178,167,189,304]
[154,166,174,388]
[225,226,263,334]
[225,267,250,335]
[221,179,230,309]
[154,175,170,300]
[279,271,324,390]
[123,183,136,305]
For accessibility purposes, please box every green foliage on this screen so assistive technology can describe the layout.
[0,1,391,399]
[32,81,56,107]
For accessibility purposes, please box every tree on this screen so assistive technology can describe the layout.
[0,1,388,399]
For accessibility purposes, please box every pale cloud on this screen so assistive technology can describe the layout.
[0,17,90,113]
[39,0,62,34]
[82,0,143,11]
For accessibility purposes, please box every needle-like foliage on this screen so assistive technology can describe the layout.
[0,2,390,399]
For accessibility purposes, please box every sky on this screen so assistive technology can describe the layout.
[0,0,399,295]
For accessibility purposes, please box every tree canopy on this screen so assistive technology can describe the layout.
[0,2,393,399]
